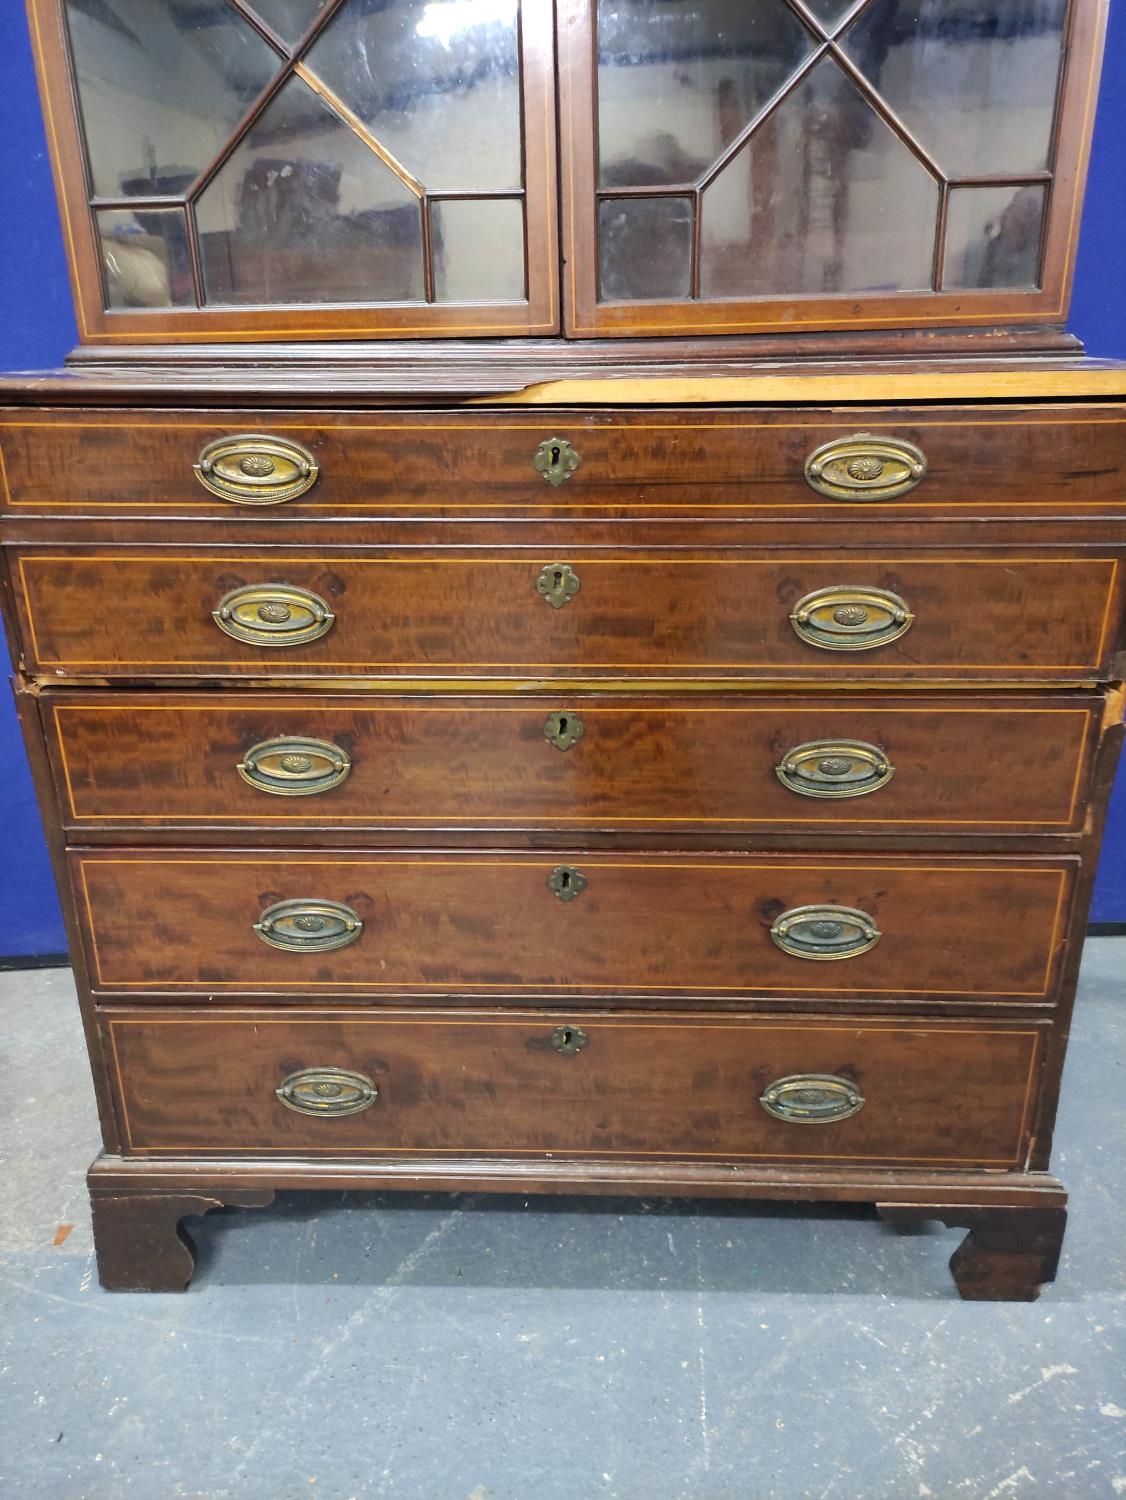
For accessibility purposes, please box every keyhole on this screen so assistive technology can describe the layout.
[550,444,561,467]
[557,715,568,735]
[559,870,571,891]
[553,568,564,590]
[559,1026,574,1046]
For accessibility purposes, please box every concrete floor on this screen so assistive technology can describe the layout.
[1,947,1124,1500]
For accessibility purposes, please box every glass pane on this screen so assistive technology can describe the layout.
[801,0,855,31]
[700,57,938,298]
[96,207,193,308]
[196,75,424,305]
[432,199,525,301]
[64,0,281,198]
[302,0,521,194]
[246,0,332,48]
[842,0,1068,176]
[599,197,693,300]
[597,0,816,188]
[943,184,1046,290]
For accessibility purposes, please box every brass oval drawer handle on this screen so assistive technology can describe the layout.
[535,562,581,609]
[237,736,351,797]
[276,1066,377,1117]
[805,434,926,501]
[195,434,319,505]
[770,904,881,961]
[776,739,894,800]
[533,437,581,487]
[760,1074,865,1124]
[254,898,362,953]
[790,585,913,652]
[544,711,584,751]
[548,865,587,902]
[551,1024,589,1057]
[213,583,335,647]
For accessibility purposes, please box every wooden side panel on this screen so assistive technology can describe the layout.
[72,850,1075,1001]
[12,550,1124,682]
[103,1008,1043,1166]
[42,691,1100,836]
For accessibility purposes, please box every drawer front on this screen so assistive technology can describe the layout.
[102,1008,1043,1167]
[3,406,1125,518]
[45,691,1100,837]
[13,550,1122,682]
[73,851,1073,1003]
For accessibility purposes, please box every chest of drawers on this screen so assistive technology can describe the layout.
[4,0,1125,1297]
[2,385,1123,1297]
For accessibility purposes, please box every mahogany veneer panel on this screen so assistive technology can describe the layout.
[72,849,1075,1003]
[3,406,1126,518]
[102,1008,1043,1166]
[12,549,1123,682]
[42,690,1100,838]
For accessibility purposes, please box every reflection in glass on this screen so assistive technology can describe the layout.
[842,0,1067,176]
[943,184,1046,290]
[433,199,525,300]
[801,0,857,30]
[597,0,815,189]
[246,0,332,48]
[97,208,193,308]
[196,76,425,305]
[65,0,280,198]
[599,197,693,300]
[700,58,938,298]
[303,0,521,193]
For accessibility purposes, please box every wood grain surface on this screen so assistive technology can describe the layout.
[102,1007,1043,1165]
[42,690,1100,837]
[12,548,1123,682]
[71,849,1075,1002]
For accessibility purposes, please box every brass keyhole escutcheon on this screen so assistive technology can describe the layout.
[544,711,584,751]
[551,1024,589,1057]
[532,437,581,487]
[548,865,587,902]
[535,563,581,609]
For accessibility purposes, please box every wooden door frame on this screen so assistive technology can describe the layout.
[557,0,1109,340]
[26,0,560,343]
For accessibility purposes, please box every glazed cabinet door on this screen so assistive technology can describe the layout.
[31,0,558,340]
[558,0,1107,338]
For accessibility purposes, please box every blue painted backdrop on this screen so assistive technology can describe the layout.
[0,7,1124,955]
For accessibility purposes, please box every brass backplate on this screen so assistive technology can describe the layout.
[770,904,881,961]
[195,434,319,505]
[789,585,914,652]
[804,434,926,501]
[276,1066,378,1117]
[237,735,352,796]
[212,583,335,648]
[760,1074,865,1124]
[254,898,363,953]
[776,739,894,799]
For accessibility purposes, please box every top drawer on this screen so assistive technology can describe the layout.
[3,406,1125,521]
